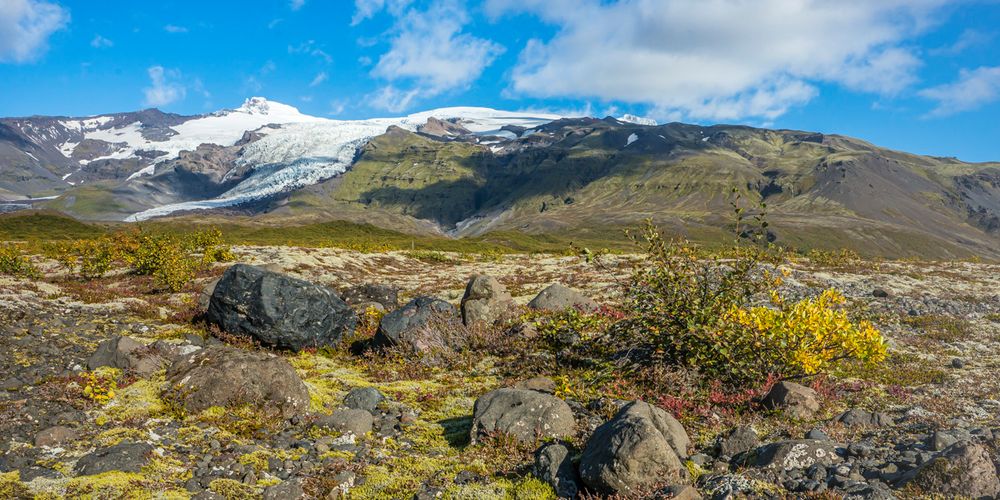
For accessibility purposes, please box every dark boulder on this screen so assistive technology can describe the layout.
[164,345,309,418]
[343,387,386,414]
[206,264,357,351]
[372,296,462,354]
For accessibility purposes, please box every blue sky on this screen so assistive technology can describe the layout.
[1,0,998,161]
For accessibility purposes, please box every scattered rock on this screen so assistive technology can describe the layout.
[460,274,514,326]
[74,441,154,476]
[951,358,965,369]
[469,388,575,445]
[87,335,168,377]
[660,484,702,500]
[533,442,580,499]
[718,425,759,458]
[341,283,399,310]
[315,409,374,436]
[754,440,842,471]
[512,376,557,394]
[343,387,385,414]
[578,400,688,494]
[527,284,598,312]
[805,428,829,440]
[263,478,306,500]
[898,442,1000,498]
[834,408,892,428]
[34,425,77,447]
[206,264,357,351]
[761,381,820,419]
[372,296,463,354]
[872,288,891,298]
[165,345,310,418]
[927,428,973,452]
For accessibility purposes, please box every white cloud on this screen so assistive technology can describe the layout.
[929,28,994,56]
[143,65,186,107]
[0,0,69,63]
[90,34,113,48]
[362,0,504,111]
[309,71,328,87]
[368,85,419,113]
[290,0,306,11]
[920,66,1000,117]
[288,40,333,63]
[487,0,951,121]
[163,24,188,33]
[351,0,412,25]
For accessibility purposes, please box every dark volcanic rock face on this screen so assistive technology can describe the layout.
[206,264,357,351]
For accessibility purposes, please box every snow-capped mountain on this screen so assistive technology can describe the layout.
[0,98,565,219]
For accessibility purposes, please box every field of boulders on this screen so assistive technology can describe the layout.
[1,243,1000,499]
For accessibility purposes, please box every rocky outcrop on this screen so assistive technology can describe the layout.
[469,388,575,445]
[206,264,357,351]
[460,275,514,326]
[527,284,598,312]
[164,345,309,418]
[87,336,198,377]
[578,401,689,494]
[754,439,842,471]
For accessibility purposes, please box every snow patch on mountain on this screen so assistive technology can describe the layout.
[125,104,563,221]
[619,114,657,126]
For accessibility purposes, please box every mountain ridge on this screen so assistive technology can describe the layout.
[0,98,998,258]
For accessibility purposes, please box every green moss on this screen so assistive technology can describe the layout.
[95,427,146,447]
[209,478,261,499]
[64,471,152,499]
[238,451,271,474]
[0,471,31,499]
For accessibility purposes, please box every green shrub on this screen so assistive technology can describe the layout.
[613,218,886,385]
[0,243,39,278]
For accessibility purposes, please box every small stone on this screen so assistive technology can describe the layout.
[718,425,759,458]
[951,358,965,369]
[761,382,820,419]
[316,408,374,436]
[34,425,77,447]
[343,387,386,414]
[872,288,890,298]
[512,376,557,394]
[805,428,829,440]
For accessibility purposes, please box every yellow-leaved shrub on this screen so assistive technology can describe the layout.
[615,216,887,386]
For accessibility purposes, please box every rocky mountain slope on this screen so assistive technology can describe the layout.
[1,99,998,258]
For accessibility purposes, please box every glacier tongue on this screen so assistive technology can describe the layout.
[125,104,563,221]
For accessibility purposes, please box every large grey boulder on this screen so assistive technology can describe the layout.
[754,439,841,471]
[528,284,598,312]
[372,296,463,354]
[165,345,309,418]
[534,443,580,499]
[898,442,1000,498]
[761,381,820,419]
[578,401,689,494]
[470,388,575,445]
[460,274,514,326]
[206,264,357,351]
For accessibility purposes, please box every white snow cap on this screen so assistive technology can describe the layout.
[619,114,657,126]
[124,100,566,221]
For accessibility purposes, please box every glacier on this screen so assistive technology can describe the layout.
[123,99,566,221]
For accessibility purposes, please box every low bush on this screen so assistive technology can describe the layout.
[0,243,39,278]
[612,217,887,386]
[42,227,234,291]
